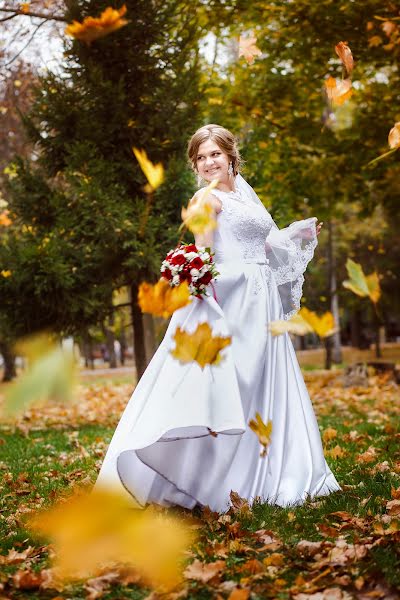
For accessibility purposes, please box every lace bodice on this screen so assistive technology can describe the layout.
[211,188,273,264]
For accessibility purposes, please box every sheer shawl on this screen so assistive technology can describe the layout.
[234,174,318,319]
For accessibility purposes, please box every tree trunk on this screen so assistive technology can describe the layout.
[119,311,127,366]
[324,336,332,370]
[130,281,147,380]
[327,219,342,364]
[143,313,156,363]
[0,341,17,382]
[374,313,382,359]
[102,316,117,369]
[350,307,362,348]
[82,331,95,369]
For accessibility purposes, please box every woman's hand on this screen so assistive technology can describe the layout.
[316,221,323,236]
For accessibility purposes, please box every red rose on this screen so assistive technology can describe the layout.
[189,257,204,270]
[170,253,186,266]
[162,268,172,281]
[199,271,212,285]
[185,244,197,252]
[180,271,192,283]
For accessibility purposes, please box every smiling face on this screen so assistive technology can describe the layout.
[196,139,231,186]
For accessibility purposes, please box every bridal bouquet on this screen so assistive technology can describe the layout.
[160,243,219,297]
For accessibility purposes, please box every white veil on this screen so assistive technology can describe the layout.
[234,174,318,320]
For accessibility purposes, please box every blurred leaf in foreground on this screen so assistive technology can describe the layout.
[3,333,77,416]
[28,487,195,589]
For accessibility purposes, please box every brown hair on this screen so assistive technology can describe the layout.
[187,124,242,176]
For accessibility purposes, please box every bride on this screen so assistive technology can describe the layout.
[94,124,341,511]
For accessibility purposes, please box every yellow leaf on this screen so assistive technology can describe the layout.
[1,270,12,277]
[365,272,381,304]
[388,122,400,149]
[323,427,337,443]
[181,179,219,235]
[138,279,191,319]
[19,2,30,13]
[28,487,194,587]
[171,322,231,369]
[239,33,262,64]
[325,445,346,459]
[299,307,337,339]
[248,412,272,456]
[343,259,381,305]
[324,76,353,106]
[268,313,313,337]
[132,147,164,192]
[65,5,129,44]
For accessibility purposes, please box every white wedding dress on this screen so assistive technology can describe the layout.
[94,175,341,511]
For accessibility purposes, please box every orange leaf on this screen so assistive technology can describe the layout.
[324,77,353,106]
[138,279,191,319]
[65,5,128,44]
[238,33,262,64]
[0,210,12,226]
[335,41,354,76]
[171,322,231,369]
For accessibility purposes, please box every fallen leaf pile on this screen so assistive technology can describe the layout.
[0,368,399,598]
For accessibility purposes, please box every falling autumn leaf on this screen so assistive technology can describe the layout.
[1,270,12,277]
[335,41,354,77]
[138,279,191,319]
[324,76,353,106]
[239,33,262,64]
[248,412,272,457]
[19,2,30,13]
[3,334,77,416]
[299,307,337,339]
[171,322,231,369]
[65,5,129,44]
[268,314,313,337]
[28,487,195,587]
[343,259,381,304]
[181,179,219,236]
[132,147,164,193]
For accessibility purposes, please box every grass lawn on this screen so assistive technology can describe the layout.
[0,370,399,599]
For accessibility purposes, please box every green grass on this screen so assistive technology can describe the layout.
[0,382,399,599]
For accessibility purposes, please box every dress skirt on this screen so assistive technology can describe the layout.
[94,260,341,512]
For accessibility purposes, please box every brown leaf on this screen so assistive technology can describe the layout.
[335,41,354,76]
[386,499,400,516]
[183,559,226,583]
[388,122,400,150]
[12,569,44,590]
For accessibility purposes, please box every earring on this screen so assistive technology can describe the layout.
[228,162,234,177]
[197,173,203,187]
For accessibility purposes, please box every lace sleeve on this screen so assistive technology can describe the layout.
[266,217,318,320]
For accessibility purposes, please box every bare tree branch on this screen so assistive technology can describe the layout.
[3,19,46,67]
[0,7,66,22]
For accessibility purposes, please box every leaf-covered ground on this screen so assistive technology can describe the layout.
[0,370,399,600]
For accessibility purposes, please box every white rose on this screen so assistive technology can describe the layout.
[190,268,199,277]
[184,252,197,260]
[172,275,180,286]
